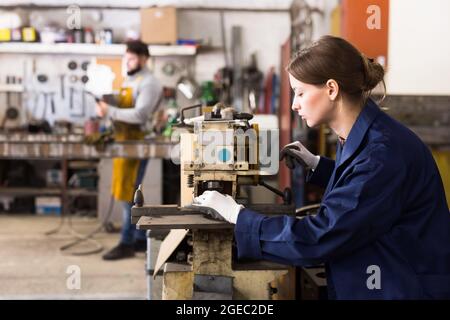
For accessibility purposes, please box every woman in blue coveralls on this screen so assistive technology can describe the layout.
[191,36,450,299]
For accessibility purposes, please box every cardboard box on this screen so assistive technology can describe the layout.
[140,7,177,45]
[35,197,61,215]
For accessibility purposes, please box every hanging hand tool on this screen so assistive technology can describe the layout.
[81,89,86,117]
[70,89,87,118]
[85,90,101,103]
[59,74,65,99]
[50,92,56,114]
[81,75,89,84]
[69,87,74,110]
[68,60,77,70]
[41,92,49,120]
[81,61,90,71]
[1,93,19,130]
[32,92,40,118]
[2,77,20,130]
[37,74,48,83]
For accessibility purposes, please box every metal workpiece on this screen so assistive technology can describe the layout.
[132,204,234,230]
[131,203,296,225]
[136,214,233,230]
[131,204,189,224]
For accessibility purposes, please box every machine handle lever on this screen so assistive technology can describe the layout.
[259,180,292,205]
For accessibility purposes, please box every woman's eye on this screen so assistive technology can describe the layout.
[296,93,303,97]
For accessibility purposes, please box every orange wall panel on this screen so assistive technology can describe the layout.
[341,0,389,67]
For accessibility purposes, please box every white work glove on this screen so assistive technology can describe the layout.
[188,190,244,224]
[280,141,320,170]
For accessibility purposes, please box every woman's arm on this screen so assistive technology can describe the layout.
[305,156,335,189]
[235,145,405,266]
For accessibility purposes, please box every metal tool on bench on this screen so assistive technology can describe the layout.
[131,103,296,300]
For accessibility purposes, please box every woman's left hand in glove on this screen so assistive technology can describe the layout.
[188,190,244,224]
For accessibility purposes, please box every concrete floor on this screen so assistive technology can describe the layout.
[0,214,162,300]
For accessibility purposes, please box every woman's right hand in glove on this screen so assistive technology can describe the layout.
[280,141,320,170]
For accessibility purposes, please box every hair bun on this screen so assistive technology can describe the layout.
[362,55,384,91]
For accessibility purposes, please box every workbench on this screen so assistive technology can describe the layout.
[0,132,176,217]
[0,133,176,159]
[133,203,298,300]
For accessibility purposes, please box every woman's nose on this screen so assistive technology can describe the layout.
[291,101,300,112]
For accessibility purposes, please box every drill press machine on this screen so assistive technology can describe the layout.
[132,103,297,299]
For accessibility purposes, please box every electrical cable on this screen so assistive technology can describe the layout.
[45,194,116,256]
[59,194,116,256]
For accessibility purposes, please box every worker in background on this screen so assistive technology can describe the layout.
[191,36,450,299]
[96,40,162,260]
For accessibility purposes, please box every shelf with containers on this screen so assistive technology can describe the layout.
[0,158,99,216]
[0,42,197,56]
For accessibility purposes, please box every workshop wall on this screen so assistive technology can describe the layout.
[0,54,99,126]
[0,8,291,125]
[185,10,291,81]
[303,0,338,42]
[22,8,291,79]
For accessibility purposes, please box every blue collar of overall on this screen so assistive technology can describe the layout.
[337,98,382,167]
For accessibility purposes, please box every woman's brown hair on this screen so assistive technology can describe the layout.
[287,35,385,104]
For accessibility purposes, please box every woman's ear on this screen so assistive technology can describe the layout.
[326,79,339,101]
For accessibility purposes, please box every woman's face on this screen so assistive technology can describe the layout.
[289,73,335,128]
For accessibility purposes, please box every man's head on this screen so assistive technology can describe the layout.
[125,40,150,75]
